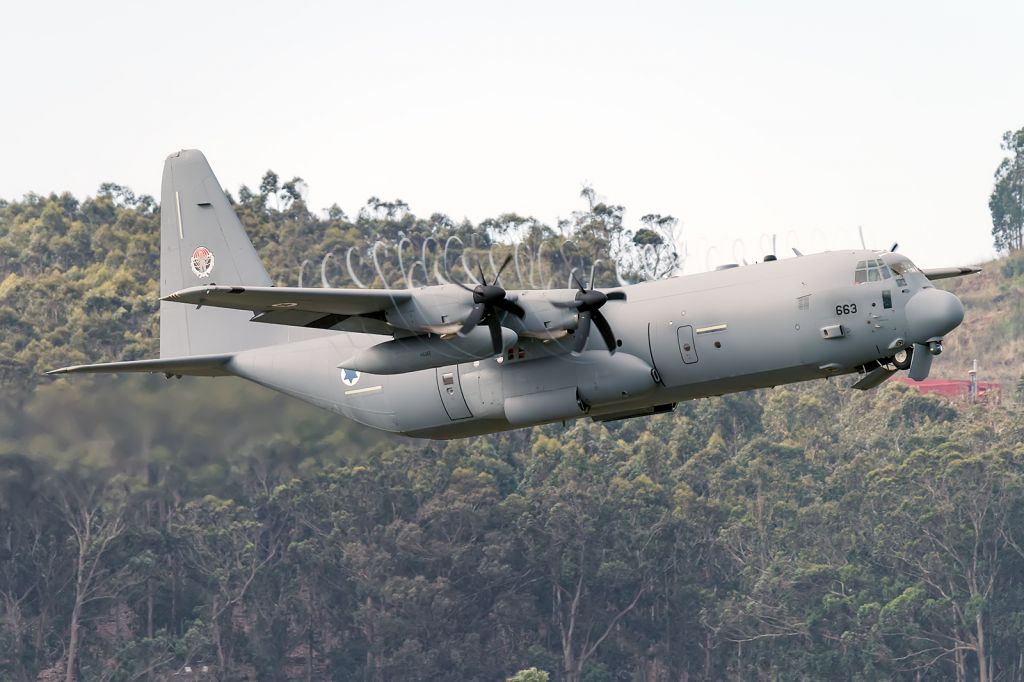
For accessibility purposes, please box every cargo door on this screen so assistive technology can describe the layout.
[435,365,473,420]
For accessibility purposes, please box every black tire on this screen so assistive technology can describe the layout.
[892,346,912,370]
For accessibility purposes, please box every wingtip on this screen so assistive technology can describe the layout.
[161,285,211,302]
[159,291,187,302]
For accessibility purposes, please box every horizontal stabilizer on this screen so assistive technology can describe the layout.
[921,266,981,281]
[164,285,412,317]
[47,353,234,377]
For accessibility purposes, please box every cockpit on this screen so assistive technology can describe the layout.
[853,258,892,284]
[856,255,925,288]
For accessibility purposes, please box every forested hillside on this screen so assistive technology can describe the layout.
[1,179,1022,681]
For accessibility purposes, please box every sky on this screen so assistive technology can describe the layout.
[1,0,1022,272]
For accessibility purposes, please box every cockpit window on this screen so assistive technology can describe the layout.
[890,261,919,275]
[889,260,920,287]
[854,258,891,284]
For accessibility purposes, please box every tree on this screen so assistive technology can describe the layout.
[856,428,1024,682]
[516,428,669,682]
[990,127,1024,253]
[52,473,131,682]
[172,495,285,676]
[12,157,1024,681]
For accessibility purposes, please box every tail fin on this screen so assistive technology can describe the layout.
[160,150,287,356]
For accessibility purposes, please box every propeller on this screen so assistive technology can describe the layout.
[455,254,525,354]
[554,274,627,354]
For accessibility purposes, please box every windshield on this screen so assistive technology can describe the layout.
[888,258,922,287]
[854,258,892,284]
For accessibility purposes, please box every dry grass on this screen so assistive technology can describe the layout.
[936,253,1024,388]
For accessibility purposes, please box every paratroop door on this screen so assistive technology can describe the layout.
[435,366,473,420]
[649,321,699,385]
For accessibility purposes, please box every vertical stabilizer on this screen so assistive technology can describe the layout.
[160,150,287,356]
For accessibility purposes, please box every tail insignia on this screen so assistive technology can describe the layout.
[190,246,215,278]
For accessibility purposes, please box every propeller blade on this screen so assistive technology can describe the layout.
[592,310,617,353]
[605,291,627,301]
[454,280,475,293]
[494,254,513,284]
[457,303,485,337]
[573,312,592,353]
[478,263,486,285]
[487,314,503,355]
[551,299,583,309]
[494,297,526,318]
[572,272,587,292]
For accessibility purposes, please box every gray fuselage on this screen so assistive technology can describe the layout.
[226,249,948,438]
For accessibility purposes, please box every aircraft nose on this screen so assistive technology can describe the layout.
[905,288,964,342]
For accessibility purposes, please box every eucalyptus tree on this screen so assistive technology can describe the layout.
[991,127,1024,253]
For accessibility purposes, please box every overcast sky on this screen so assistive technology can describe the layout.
[2,0,1021,272]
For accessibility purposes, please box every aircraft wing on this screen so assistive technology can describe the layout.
[921,266,981,281]
[163,285,412,330]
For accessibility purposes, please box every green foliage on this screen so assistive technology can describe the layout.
[991,126,1024,253]
[999,253,1024,278]
[4,178,1024,681]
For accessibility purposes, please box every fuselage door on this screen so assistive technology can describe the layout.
[649,320,697,386]
[677,325,698,364]
[435,365,473,420]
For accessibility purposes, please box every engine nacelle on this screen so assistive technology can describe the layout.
[385,284,477,334]
[502,289,579,339]
[385,286,581,338]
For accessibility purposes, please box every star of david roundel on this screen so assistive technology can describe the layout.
[340,368,361,387]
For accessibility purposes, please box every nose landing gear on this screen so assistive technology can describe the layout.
[891,347,913,370]
[886,337,942,373]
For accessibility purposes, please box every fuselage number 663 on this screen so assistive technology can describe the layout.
[836,303,857,315]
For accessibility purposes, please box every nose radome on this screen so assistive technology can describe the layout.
[905,288,964,343]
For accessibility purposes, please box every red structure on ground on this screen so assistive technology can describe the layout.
[892,377,1002,403]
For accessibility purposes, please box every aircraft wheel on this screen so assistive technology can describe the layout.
[892,347,912,370]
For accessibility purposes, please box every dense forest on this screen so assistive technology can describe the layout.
[2,152,1024,681]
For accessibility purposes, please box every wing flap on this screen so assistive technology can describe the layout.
[48,353,234,377]
[163,285,412,317]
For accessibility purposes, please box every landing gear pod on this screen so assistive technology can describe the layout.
[504,387,588,425]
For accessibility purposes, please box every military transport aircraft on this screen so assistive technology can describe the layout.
[49,150,979,439]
